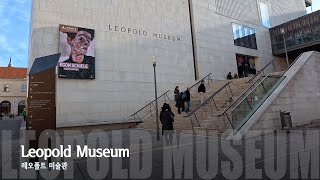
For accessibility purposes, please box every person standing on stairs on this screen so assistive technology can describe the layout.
[160,103,174,146]
[167,102,175,118]
[227,72,233,80]
[234,73,238,79]
[174,86,179,107]
[184,87,191,113]
[177,92,185,114]
[198,80,206,104]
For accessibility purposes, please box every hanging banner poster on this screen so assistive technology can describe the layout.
[58,24,95,79]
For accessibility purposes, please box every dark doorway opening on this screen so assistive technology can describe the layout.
[236,54,257,78]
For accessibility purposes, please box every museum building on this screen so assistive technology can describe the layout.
[28,0,312,128]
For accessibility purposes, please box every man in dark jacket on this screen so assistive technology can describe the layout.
[198,80,206,104]
[160,103,174,145]
[174,86,179,107]
[184,88,191,113]
[176,92,185,114]
[227,72,233,80]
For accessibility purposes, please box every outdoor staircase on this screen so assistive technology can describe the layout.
[130,57,289,139]
[136,77,252,137]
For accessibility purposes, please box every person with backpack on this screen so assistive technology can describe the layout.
[198,80,206,104]
[184,88,191,113]
[160,103,174,146]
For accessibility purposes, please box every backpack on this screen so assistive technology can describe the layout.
[182,92,187,100]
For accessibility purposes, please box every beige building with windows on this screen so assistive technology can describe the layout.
[28,0,311,127]
[0,62,27,116]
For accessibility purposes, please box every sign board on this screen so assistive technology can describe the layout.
[28,68,56,133]
[27,54,60,136]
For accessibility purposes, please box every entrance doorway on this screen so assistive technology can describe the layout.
[236,54,257,78]
[18,100,26,116]
[0,101,11,116]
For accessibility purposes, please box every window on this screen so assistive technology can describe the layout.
[232,23,257,49]
[259,2,270,28]
[3,84,10,92]
[21,84,27,92]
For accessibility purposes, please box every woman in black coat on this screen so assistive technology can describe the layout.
[160,103,174,145]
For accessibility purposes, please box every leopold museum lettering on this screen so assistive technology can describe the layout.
[21,145,130,159]
[107,24,182,42]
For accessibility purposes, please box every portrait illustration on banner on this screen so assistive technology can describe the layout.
[58,24,95,79]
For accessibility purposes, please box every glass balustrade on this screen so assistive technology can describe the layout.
[231,75,286,133]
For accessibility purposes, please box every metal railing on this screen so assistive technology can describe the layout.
[230,75,285,133]
[130,90,171,123]
[218,74,286,134]
[246,60,275,84]
[281,53,303,76]
[218,75,269,127]
[190,73,214,89]
[217,53,303,134]
[188,73,214,96]
[130,72,215,124]
[184,81,233,134]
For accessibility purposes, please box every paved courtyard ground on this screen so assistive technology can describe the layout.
[1,118,320,179]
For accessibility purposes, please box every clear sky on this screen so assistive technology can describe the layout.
[0,0,31,68]
[307,0,320,13]
[0,1,319,68]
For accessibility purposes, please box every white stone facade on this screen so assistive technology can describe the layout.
[253,51,320,130]
[269,0,308,27]
[191,0,307,79]
[28,0,308,127]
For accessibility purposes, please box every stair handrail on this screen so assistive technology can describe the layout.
[231,74,282,114]
[226,74,285,133]
[129,72,214,123]
[218,75,269,117]
[189,73,214,90]
[217,75,271,130]
[216,53,302,132]
[184,81,233,134]
[130,90,171,122]
[184,81,232,117]
[281,53,303,76]
[246,60,275,83]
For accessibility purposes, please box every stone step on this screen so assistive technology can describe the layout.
[136,76,258,137]
[180,128,232,138]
